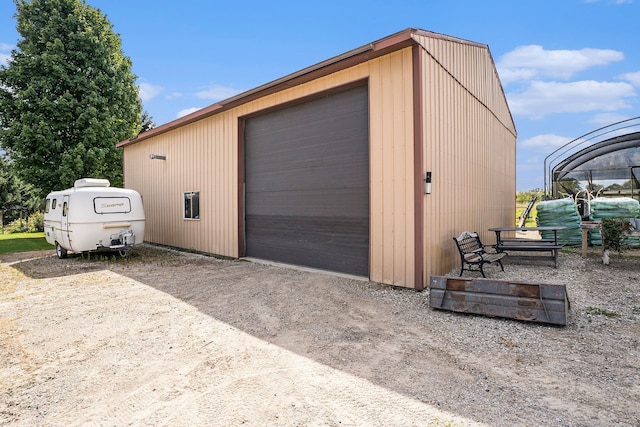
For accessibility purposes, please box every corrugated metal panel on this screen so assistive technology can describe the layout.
[123,114,239,256]
[122,34,515,289]
[123,51,417,286]
[244,85,370,276]
[123,63,372,260]
[368,48,416,287]
[411,33,516,137]
[416,36,516,280]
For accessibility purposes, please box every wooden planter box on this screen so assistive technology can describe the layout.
[429,276,569,325]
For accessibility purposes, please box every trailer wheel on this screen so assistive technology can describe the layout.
[56,242,68,259]
[118,248,130,258]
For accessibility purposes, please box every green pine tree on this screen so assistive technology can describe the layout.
[0,155,41,227]
[0,0,142,197]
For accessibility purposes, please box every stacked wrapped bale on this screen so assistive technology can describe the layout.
[536,198,583,245]
[589,197,640,247]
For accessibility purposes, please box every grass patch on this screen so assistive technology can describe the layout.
[516,202,538,227]
[0,232,52,255]
[586,306,621,318]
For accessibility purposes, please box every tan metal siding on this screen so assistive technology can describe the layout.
[122,36,515,289]
[124,63,373,259]
[123,51,417,286]
[124,115,239,255]
[412,33,516,136]
[368,48,416,287]
[416,37,517,280]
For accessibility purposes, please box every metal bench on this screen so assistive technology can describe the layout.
[453,231,506,278]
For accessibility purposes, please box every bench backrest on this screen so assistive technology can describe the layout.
[453,231,484,256]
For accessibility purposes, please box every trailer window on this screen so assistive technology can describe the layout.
[45,198,50,213]
[94,197,131,214]
[62,201,68,217]
[184,191,200,220]
[51,198,57,209]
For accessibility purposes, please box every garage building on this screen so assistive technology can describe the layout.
[118,28,517,290]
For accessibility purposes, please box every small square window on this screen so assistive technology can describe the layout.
[184,191,200,220]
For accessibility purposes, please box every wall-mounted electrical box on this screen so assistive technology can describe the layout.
[425,172,432,194]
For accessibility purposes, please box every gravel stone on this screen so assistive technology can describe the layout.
[1,244,638,426]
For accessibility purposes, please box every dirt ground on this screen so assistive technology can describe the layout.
[1,244,639,426]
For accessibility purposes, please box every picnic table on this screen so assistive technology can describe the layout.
[489,226,566,268]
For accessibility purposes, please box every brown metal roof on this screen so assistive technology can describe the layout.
[117,28,488,148]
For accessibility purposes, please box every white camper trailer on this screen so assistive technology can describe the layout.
[44,178,145,258]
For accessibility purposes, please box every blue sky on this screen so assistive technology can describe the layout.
[2,0,639,191]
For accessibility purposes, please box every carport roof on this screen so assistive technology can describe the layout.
[117,28,489,148]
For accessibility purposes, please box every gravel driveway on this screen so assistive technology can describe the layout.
[1,244,639,426]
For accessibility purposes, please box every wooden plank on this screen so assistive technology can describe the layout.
[500,238,555,243]
[497,244,562,251]
[497,243,562,248]
[431,289,566,318]
[429,277,567,300]
[431,289,567,312]
[431,289,567,324]
[429,276,568,325]
[429,276,568,299]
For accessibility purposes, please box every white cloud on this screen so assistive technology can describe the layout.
[138,82,164,102]
[583,0,633,4]
[588,113,632,126]
[195,85,241,101]
[507,80,635,118]
[620,71,640,87]
[176,107,202,118]
[497,45,624,84]
[520,134,573,150]
[0,43,12,66]
[166,92,183,99]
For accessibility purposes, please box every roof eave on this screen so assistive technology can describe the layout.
[118,28,423,148]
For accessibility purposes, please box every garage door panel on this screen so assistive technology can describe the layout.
[246,92,367,143]
[245,85,369,276]
[246,161,369,193]
[247,140,367,175]
[246,188,369,217]
[246,123,368,175]
[246,215,369,276]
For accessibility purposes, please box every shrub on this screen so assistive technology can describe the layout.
[27,211,44,232]
[4,218,28,234]
[600,217,630,254]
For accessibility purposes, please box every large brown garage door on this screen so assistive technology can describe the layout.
[244,84,369,276]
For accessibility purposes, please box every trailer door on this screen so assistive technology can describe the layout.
[61,195,72,250]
